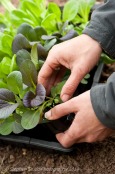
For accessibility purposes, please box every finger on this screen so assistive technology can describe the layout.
[38,57,59,88]
[56,116,87,148]
[56,120,78,148]
[56,131,88,147]
[45,97,77,120]
[61,63,89,102]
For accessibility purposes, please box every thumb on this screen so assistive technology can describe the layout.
[44,98,77,120]
[61,66,85,102]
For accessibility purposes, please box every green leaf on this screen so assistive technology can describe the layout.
[33,0,46,12]
[51,80,66,98]
[101,53,115,64]
[12,121,24,134]
[46,3,61,21]
[37,43,48,60]
[41,35,56,40]
[12,34,31,54]
[7,71,23,95]
[44,38,57,51]
[1,34,13,56]
[34,26,47,41]
[19,59,37,87]
[0,79,7,89]
[41,14,57,33]
[21,109,41,129]
[10,54,18,72]
[21,0,42,19]
[1,57,11,75]
[84,74,90,79]
[0,117,13,135]
[31,43,39,69]
[77,0,95,23]
[11,9,37,26]
[0,115,24,135]
[17,23,36,41]
[16,49,31,68]
[81,78,88,84]
[62,0,79,22]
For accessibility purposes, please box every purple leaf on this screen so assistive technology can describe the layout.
[0,88,15,102]
[23,91,35,107]
[23,84,46,108]
[60,30,78,41]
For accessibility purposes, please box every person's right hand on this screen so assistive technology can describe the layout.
[38,34,102,102]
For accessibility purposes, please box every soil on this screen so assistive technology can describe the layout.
[0,0,115,174]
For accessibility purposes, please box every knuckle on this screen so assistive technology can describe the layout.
[64,83,76,94]
[75,66,86,80]
[86,136,96,143]
[67,130,76,141]
[49,45,58,55]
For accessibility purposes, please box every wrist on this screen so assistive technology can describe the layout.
[82,34,102,54]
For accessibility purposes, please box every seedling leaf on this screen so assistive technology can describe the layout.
[1,57,11,75]
[60,29,78,41]
[12,121,24,134]
[21,109,41,129]
[23,84,46,107]
[34,26,47,41]
[44,38,57,51]
[7,71,23,95]
[17,23,36,41]
[0,103,19,119]
[62,0,79,22]
[37,43,48,60]
[0,117,13,135]
[12,34,31,54]
[51,81,66,98]
[19,59,37,87]
[0,88,15,102]
[31,43,39,69]
[16,49,31,68]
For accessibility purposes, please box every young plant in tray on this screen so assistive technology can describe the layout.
[0,0,114,135]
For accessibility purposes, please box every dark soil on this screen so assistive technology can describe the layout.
[0,1,115,174]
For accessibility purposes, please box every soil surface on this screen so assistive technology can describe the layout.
[0,1,115,174]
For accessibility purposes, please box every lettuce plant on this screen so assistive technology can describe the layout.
[0,0,114,135]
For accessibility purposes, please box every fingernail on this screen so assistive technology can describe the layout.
[45,110,51,119]
[61,94,70,102]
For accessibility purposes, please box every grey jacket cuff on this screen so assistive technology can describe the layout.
[83,0,115,58]
[90,73,115,129]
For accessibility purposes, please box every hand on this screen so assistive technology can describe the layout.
[45,91,113,148]
[38,34,102,102]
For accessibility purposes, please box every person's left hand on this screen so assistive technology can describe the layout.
[45,90,113,148]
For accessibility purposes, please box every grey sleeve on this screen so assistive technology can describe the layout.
[83,0,115,129]
[90,73,115,129]
[83,0,115,58]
